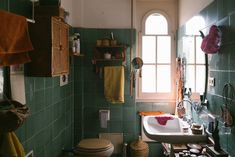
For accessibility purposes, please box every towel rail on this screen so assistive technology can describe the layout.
[26,18,35,23]
[7,0,37,23]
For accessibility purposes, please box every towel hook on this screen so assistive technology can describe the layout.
[26,0,39,23]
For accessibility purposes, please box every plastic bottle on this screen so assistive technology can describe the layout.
[74,33,80,55]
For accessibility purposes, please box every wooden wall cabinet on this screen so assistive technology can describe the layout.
[26,8,69,77]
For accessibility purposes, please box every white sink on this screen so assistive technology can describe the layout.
[143,114,207,143]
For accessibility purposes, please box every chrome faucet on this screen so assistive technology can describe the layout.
[177,99,194,124]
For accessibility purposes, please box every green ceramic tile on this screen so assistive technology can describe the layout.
[123,107,136,121]
[217,71,230,92]
[44,88,53,107]
[229,13,235,42]
[84,119,100,133]
[218,0,229,20]
[53,77,60,87]
[52,115,66,139]
[53,101,65,121]
[34,90,45,111]
[217,17,230,45]
[136,103,153,112]
[84,107,99,120]
[44,105,54,126]
[206,0,218,25]
[9,0,31,17]
[52,86,61,103]
[34,130,46,154]
[44,77,53,88]
[34,77,45,91]
[25,77,35,93]
[110,106,123,121]
[228,0,235,14]
[0,0,8,9]
[109,121,123,132]
[34,111,46,131]
[123,121,136,133]
[25,115,36,139]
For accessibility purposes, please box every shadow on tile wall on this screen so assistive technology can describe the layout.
[177,0,235,156]
[1,1,74,157]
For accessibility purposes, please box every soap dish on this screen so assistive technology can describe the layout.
[191,124,203,135]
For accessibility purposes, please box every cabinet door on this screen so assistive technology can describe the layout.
[51,17,62,75]
[59,21,69,74]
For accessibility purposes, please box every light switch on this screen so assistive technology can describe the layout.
[208,77,215,87]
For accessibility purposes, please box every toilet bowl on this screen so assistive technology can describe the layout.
[75,138,114,157]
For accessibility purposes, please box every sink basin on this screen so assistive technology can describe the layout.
[143,114,207,143]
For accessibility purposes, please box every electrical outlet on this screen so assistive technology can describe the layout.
[60,74,68,86]
[208,77,215,87]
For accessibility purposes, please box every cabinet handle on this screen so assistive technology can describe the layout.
[59,45,63,51]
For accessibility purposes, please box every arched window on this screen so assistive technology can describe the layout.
[145,13,168,35]
[137,12,175,101]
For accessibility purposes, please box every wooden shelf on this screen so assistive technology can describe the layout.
[95,59,124,66]
[96,45,127,48]
[93,44,127,67]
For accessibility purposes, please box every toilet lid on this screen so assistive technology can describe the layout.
[77,138,113,151]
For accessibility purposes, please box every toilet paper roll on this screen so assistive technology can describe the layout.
[100,110,110,128]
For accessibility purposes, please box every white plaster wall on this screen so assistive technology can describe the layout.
[61,0,73,25]
[179,0,214,26]
[68,0,132,28]
[136,0,178,33]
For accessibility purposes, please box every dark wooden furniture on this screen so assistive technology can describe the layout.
[26,6,69,77]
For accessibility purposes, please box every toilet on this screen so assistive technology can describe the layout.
[75,138,114,157]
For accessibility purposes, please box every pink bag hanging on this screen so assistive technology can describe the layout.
[200,25,221,54]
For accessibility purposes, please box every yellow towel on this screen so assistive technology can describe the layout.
[0,132,25,157]
[104,66,125,104]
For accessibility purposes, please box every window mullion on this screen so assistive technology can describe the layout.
[194,36,197,92]
[155,35,158,93]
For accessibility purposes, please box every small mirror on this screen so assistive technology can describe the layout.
[132,57,143,70]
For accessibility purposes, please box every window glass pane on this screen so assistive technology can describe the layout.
[183,36,195,64]
[186,16,205,35]
[157,65,171,92]
[186,65,195,92]
[196,36,205,64]
[145,13,168,35]
[196,65,205,93]
[142,36,156,64]
[157,36,171,63]
[142,65,156,92]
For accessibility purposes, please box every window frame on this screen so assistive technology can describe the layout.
[184,35,206,100]
[136,10,176,102]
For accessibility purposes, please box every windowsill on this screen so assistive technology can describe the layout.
[135,98,176,103]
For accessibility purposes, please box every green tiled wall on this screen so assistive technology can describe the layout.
[1,1,74,157]
[73,28,166,157]
[177,0,235,156]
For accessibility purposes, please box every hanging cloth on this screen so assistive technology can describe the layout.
[0,9,33,66]
[200,25,221,54]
